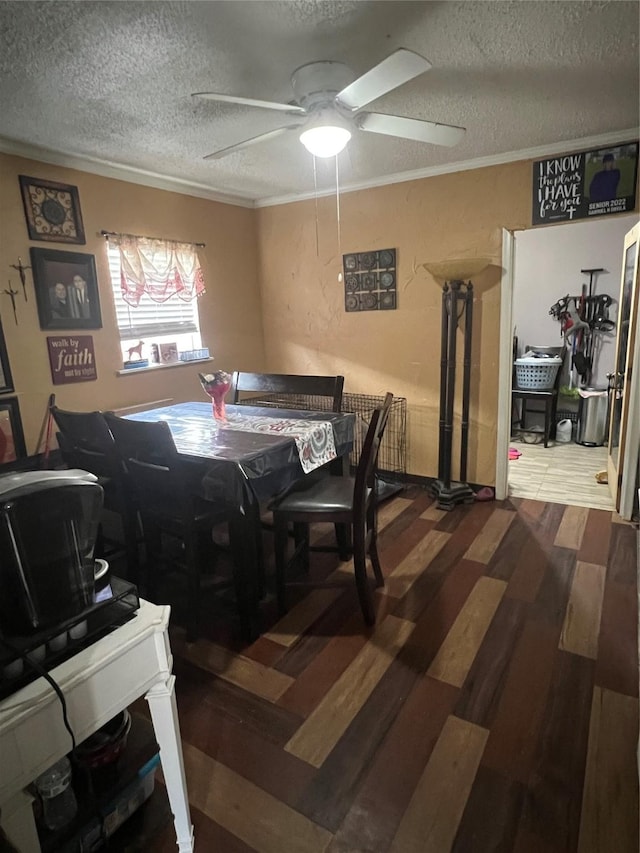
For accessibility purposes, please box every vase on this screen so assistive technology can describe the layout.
[210,384,230,422]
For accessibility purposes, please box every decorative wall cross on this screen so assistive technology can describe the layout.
[9,257,31,302]
[4,282,19,325]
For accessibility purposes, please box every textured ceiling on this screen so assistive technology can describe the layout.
[0,0,638,205]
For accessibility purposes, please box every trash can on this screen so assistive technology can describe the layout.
[577,388,608,446]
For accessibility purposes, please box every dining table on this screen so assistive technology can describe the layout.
[125,402,355,638]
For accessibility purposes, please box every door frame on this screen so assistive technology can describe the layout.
[612,221,640,518]
[495,228,515,501]
[619,318,640,517]
[498,221,639,519]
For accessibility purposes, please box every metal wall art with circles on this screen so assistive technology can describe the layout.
[342,248,397,312]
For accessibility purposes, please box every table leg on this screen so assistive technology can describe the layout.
[228,499,262,641]
[145,675,194,853]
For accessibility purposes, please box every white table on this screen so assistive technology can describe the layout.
[0,600,194,852]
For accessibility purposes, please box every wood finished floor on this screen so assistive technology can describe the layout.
[508,441,614,511]
[139,487,638,853]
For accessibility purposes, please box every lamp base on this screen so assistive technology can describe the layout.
[430,479,475,511]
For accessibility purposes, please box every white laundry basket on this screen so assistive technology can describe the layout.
[514,356,562,391]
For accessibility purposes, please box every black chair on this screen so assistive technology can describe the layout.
[229,372,344,413]
[50,406,140,581]
[103,413,232,642]
[511,349,566,447]
[269,392,393,625]
[230,373,347,550]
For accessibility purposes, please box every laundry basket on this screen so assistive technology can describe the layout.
[514,356,562,391]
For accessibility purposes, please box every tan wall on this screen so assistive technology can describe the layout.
[256,161,533,485]
[0,152,265,455]
[5,150,630,483]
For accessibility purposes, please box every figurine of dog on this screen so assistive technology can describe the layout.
[127,340,144,361]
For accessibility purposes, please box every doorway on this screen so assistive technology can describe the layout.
[497,214,638,511]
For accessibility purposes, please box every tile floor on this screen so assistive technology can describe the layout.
[508,438,615,510]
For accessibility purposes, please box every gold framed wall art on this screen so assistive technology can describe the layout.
[19,175,86,244]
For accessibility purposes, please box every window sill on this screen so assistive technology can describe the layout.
[116,357,213,377]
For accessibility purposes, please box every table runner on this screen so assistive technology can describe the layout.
[221,411,336,473]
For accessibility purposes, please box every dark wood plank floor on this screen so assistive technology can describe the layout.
[138,488,639,852]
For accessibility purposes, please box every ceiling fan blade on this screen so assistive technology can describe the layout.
[192,92,306,114]
[335,49,431,112]
[358,112,466,147]
[203,125,301,160]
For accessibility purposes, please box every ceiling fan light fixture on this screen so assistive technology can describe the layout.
[300,124,351,157]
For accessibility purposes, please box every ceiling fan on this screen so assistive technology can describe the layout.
[192,48,466,160]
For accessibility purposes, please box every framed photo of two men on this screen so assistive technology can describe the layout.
[30,247,102,331]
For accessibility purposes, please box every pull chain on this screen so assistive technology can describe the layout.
[313,156,320,257]
[335,154,342,259]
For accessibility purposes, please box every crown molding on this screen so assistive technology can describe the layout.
[255,127,640,208]
[0,137,255,208]
[1,128,637,211]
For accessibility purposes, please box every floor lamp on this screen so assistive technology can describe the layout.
[423,258,491,510]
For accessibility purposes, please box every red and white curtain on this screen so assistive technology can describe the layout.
[109,234,205,307]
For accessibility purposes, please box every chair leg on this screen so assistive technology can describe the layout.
[335,523,351,561]
[550,394,559,440]
[293,523,309,574]
[185,532,201,643]
[353,526,375,625]
[370,535,384,588]
[122,511,140,584]
[544,399,550,447]
[141,517,162,600]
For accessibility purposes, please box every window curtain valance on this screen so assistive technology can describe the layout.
[108,234,205,307]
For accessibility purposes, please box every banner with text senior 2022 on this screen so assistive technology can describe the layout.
[532,141,638,226]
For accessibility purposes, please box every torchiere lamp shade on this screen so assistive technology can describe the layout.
[422,257,492,282]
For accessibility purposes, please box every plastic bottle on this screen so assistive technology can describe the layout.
[35,756,78,831]
[556,418,573,443]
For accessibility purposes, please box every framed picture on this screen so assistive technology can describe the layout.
[30,247,102,330]
[0,316,14,395]
[19,175,86,244]
[158,342,179,364]
[0,398,26,465]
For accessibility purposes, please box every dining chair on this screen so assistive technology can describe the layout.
[50,405,141,581]
[228,372,344,412]
[269,392,393,625]
[103,412,232,642]
[230,373,347,549]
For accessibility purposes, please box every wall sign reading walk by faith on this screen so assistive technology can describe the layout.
[532,140,638,226]
[47,335,97,385]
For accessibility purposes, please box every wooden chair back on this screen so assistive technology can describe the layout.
[103,414,190,517]
[50,406,122,483]
[50,405,140,576]
[354,392,394,518]
[104,413,232,642]
[229,372,344,412]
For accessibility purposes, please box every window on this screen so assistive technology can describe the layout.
[106,244,203,363]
